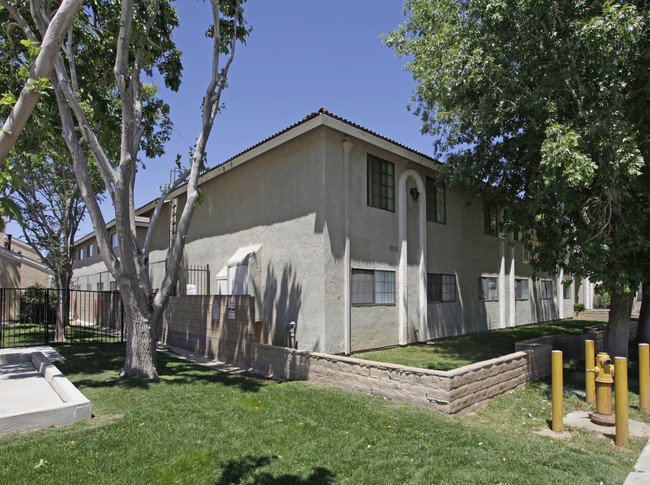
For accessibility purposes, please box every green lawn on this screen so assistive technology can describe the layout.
[0,322,121,348]
[354,319,601,371]
[0,343,644,484]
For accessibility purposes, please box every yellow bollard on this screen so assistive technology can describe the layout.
[615,357,629,447]
[552,350,563,432]
[585,340,595,404]
[639,343,650,413]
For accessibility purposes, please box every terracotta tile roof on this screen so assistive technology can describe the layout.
[215,107,438,170]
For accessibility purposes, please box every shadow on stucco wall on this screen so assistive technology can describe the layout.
[251,262,302,348]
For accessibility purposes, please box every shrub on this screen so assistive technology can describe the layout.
[574,303,586,314]
[18,286,57,324]
[593,292,611,309]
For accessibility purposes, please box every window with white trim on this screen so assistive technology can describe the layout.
[515,278,529,300]
[351,269,395,305]
[428,273,456,302]
[111,233,118,248]
[479,277,498,301]
[563,282,572,299]
[78,248,84,260]
[367,154,395,212]
[541,280,553,299]
[88,243,94,257]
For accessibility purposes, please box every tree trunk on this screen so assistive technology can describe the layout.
[606,292,633,359]
[120,289,159,378]
[638,283,650,344]
[54,274,71,342]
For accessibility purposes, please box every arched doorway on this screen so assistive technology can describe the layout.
[397,169,427,345]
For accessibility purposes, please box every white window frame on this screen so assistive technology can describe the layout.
[427,273,456,302]
[541,280,554,300]
[479,276,498,301]
[515,278,529,300]
[351,269,395,305]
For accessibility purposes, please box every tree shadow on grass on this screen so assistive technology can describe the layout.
[216,455,334,485]
[54,343,264,393]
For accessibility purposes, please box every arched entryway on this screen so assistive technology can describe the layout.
[397,169,427,345]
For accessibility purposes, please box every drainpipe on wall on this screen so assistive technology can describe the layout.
[342,138,353,355]
[508,233,516,327]
[498,210,507,328]
[557,268,564,319]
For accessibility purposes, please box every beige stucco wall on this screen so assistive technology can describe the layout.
[149,127,329,352]
[70,116,571,355]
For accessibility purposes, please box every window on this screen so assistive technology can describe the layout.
[78,248,84,260]
[426,176,446,224]
[97,282,103,291]
[515,278,529,300]
[110,281,117,291]
[88,243,94,257]
[484,202,498,236]
[352,269,395,305]
[541,280,553,299]
[428,274,456,302]
[479,277,498,301]
[563,282,572,299]
[112,233,118,248]
[367,154,395,212]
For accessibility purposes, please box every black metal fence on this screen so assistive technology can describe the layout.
[0,288,124,348]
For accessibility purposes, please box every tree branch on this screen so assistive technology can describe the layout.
[0,0,83,163]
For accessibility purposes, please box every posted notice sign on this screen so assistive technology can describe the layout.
[212,300,220,321]
[227,297,236,319]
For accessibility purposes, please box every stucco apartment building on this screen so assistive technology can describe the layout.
[0,231,51,289]
[72,109,575,354]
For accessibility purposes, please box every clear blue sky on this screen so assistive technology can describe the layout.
[7,0,435,241]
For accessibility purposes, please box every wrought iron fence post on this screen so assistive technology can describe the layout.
[44,288,49,345]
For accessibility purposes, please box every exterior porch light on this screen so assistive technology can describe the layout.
[410,187,420,202]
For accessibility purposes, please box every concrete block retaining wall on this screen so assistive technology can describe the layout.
[158,296,637,416]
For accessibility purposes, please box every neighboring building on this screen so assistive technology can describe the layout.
[71,217,150,292]
[72,109,575,354]
[0,231,52,288]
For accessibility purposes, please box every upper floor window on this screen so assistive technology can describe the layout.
[351,269,395,305]
[111,233,118,248]
[78,248,84,260]
[479,276,498,301]
[428,273,456,302]
[426,176,446,224]
[484,202,498,236]
[88,243,94,257]
[367,154,394,212]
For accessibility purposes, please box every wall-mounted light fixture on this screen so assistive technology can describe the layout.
[410,187,420,202]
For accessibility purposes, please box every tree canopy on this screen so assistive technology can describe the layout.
[386,0,650,356]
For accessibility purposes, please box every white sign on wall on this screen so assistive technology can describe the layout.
[186,284,197,295]
[228,297,236,319]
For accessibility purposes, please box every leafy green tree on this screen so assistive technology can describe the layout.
[0,0,82,161]
[386,0,649,357]
[3,0,249,377]
[1,1,172,343]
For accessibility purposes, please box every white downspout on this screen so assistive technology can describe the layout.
[508,234,516,327]
[342,138,353,355]
[498,209,506,328]
[557,268,564,319]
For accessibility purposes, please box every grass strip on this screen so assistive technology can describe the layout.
[354,319,603,371]
[0,343,643,484]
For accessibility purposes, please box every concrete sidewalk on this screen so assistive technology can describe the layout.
[0,347,91,434]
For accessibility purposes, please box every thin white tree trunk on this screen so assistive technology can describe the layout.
[0,0,83,163]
